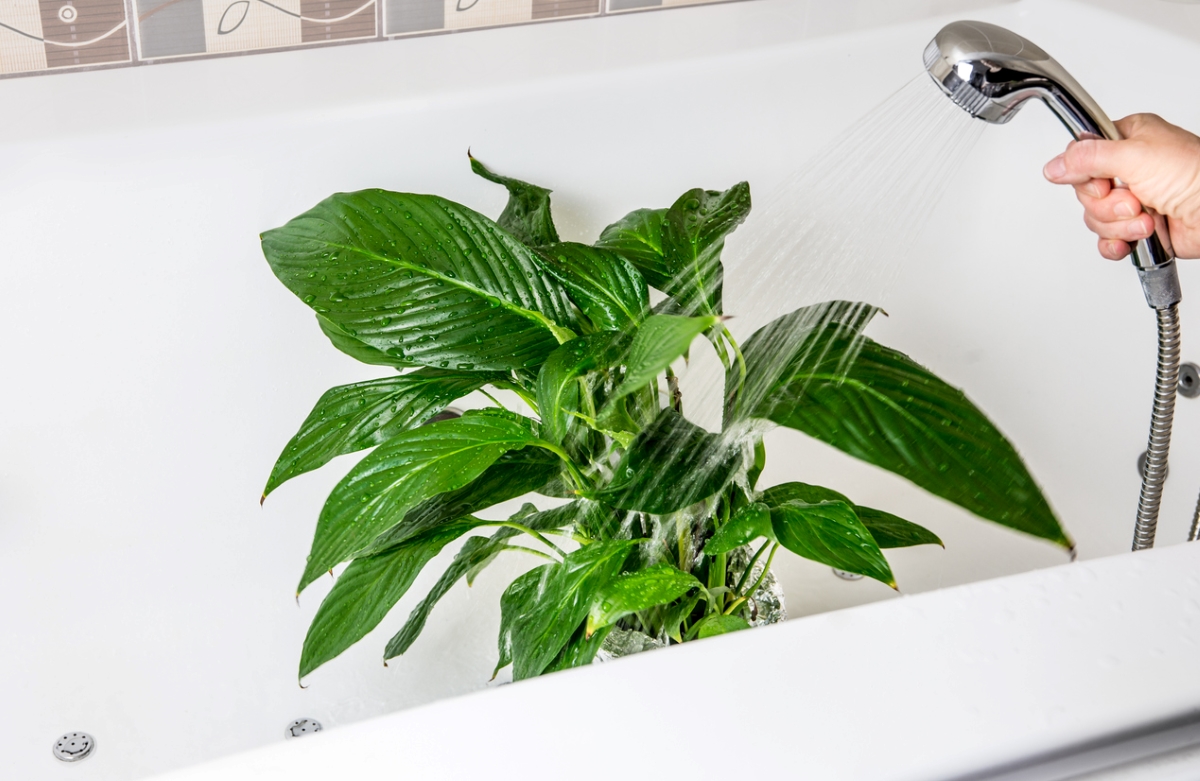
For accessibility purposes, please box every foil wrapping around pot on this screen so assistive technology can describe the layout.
[594,544,787,663]
[727,544,788,627]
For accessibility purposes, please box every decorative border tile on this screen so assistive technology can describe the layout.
[0,0,741,77]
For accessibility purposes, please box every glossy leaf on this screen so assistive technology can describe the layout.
[729,300,882,425]
[662,594,701,643]
[704,502,772,555]
[595,207,667,274]
[494,564,545,678]
[261,189,575,371]
[501,540,635,680]
[591,409,743,514]
[469,154,559,247]
[696,614,750,639]
[544,625,613,673]
[385,501,590,660]
[317,314,412,369]
[536,331,631,445]
[656,183,751,316]
[299,518,477,679]
[855,505,943,549]
[299,412,542,593]
[534,243,649,330]
[743,313,1068,547]
[605,314,720,410]
[263,369,499,499]
[769,499,896,588]
[364,447,560,555]
[587,563,701,634]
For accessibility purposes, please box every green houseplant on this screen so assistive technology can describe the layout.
[260,155,1072,683]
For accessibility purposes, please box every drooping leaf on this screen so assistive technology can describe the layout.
[695,614,750,639]
[704,502,772,555]
[855,506,943,549]
[501,540,636,680]
[533,243,649,330]
[536,331,631,445]
[741,311,1069,547]
[729,300,883,425]
[760,481,849,506]
[364,447,560,555]
[299,518,478,679]
[298,413,544,593]
[604,314,721,411]
[317,314,413,369]
[262,189,575,371]
[263,369,500,499]
[587,563,700,635]
[760,482,941,549]
[768,499,896,588]
[590,409,743,515]
[494,564,547,678]
[656,183,751,316]
[385,501,589,660]
[595,207,667,275]
[469,154,560,247]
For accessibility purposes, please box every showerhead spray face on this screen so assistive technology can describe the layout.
[924,20,1180,308]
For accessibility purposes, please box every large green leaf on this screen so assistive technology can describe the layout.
[298,412,543,593]
[656,183,751,316]
[317,314,413,369]
[536,331,630,445]
[760,482,941,550]
[364,447,561,554]
[742,315,1068,547]
[494,564,547,678]
[590,409,743,514]
[768,499,896,588]
[533,243,649,330]
[263,369,500,499]
[469,154,560,248]
[595,207,667,274]
[587,563,701,634]
[384,501,586,660]
[298,518,477,680]
[262,189,575,371]
[729,300,882,424]
[500,540,635,680]
[604,314,720,411]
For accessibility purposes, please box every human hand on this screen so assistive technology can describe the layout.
[1042,113,1200,260]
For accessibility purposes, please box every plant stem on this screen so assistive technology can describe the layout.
[734,539,772,595]
[722,325,749,415]
[726,543,779,615]
[483,522,567,558]
[500,544,557,562]
[480,388,511,411]
[531,441,592,491]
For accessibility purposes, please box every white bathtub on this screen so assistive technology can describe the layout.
[4,0,1200,778]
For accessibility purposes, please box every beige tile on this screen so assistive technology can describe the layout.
[0,0,48,73]
[443,0,531,31]
[202,0,301,53]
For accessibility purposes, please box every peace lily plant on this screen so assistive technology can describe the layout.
[260,156,1072,683]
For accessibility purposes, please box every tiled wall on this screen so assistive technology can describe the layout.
[0,0,739,78]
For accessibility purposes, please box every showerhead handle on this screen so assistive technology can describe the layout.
[924,20,1180,309]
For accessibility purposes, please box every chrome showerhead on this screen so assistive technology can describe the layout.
[924,20,1179,309]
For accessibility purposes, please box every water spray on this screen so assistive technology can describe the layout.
[924,20,1181,551]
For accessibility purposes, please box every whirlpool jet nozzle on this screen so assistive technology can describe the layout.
[924,20,1181,310]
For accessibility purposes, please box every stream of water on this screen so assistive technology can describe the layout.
[680,75,988,431]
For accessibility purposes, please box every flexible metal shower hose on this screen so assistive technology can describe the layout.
[1133,305,1182,551]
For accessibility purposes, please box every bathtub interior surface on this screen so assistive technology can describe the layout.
[3,0,1200,778]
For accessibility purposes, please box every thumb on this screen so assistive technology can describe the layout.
[1044,137,1139,185]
